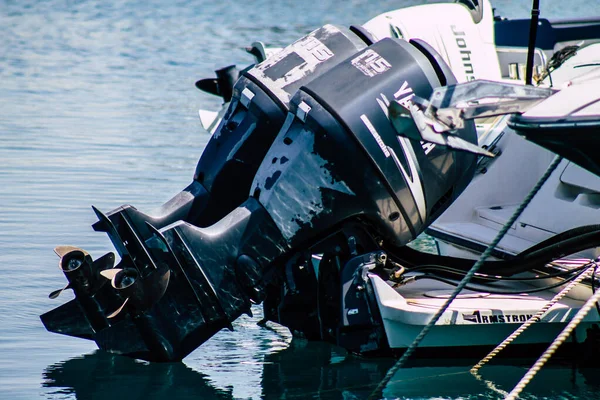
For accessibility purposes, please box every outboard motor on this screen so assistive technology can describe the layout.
[41,37,477,361]
[90,24,368,253]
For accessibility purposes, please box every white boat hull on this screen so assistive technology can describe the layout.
[370,275,600,356]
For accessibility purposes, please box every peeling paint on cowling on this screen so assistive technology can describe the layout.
[264,170,281,190]
[248,25,340,104]
[255,129,355,241]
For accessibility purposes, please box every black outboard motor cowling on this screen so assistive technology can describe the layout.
[193,24,369,227]
[91,24,368,250]
[253,38,477,247]
[41,38,477,362]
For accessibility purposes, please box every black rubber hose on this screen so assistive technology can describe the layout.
[499,229,600,276]
[407,262,589,281]
[390,225,600,278]
[413,264,590,295]
[517,224,600,258]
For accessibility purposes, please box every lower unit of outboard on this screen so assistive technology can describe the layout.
[41,37,477,361]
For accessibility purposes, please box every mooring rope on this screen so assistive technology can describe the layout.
[471,261,596,374]
[368,155,563,399]
[505,285,600,400]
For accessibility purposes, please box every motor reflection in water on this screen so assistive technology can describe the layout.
[43,351,232,400]
[42,338,600,400]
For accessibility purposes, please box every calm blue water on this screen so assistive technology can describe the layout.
[2,1,600,399]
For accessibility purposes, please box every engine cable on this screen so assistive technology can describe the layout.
[406,262,590,282]
[413,266,589,295]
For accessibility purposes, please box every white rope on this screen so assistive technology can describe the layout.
[471,262,595,373]
[368,155,563,400]
[505,286,600,400]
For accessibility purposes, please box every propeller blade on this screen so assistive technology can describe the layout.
[195,78,220,96]
[54,246,88,259]
[107,297,129,319]
[49,282,71,299]
[100,268,122,281]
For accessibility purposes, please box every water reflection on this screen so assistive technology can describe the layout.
[261,340,394,399]
[262,340,600,399]
[43,351,233,400]
[42,338,600,400]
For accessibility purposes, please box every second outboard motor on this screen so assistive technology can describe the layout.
[92,25,369,252]
[42,37,477,362]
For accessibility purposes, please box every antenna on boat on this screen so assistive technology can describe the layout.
[525,0,541,85]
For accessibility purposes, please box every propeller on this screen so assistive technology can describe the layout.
[49,247,115,299]
[54,245,89,259]
[49,282,71,300]
[100,268,139,318]
[100,266,170,319]
[48,248,91,299]
[195,65,239,102]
